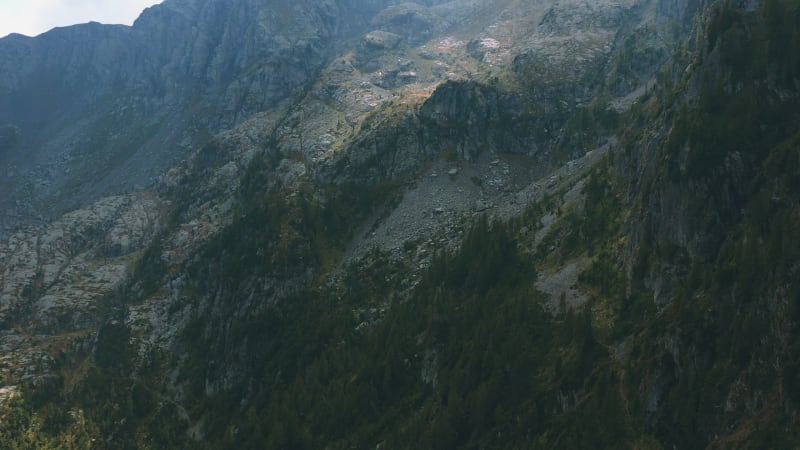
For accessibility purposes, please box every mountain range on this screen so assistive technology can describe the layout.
[1,0,799,447]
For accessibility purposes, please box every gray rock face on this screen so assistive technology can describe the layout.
[322,79,560,186]
[0,0,406,236]
[419,80,554,159]
[0,193,164,333]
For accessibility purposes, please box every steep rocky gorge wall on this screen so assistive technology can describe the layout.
[593,2,800,444]
[616,0,792,300]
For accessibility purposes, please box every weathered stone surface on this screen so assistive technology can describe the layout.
[0,194,159,329]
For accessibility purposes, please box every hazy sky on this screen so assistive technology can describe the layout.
[0,0,164,38]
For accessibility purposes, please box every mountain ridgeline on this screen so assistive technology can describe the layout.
[1,0,800,448]
[0,0,450,235]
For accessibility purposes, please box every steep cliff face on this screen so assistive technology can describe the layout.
[607,1,800,445]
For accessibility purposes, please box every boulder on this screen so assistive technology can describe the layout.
[364,30,403,50]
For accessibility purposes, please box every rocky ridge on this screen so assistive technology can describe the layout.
[0,0,465,236]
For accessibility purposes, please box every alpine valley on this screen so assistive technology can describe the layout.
[1,0,799,448]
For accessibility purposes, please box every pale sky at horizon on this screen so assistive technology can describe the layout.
[0,0,164,38]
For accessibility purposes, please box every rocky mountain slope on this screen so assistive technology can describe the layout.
[3,0,799,448]
[0,0,456,236]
